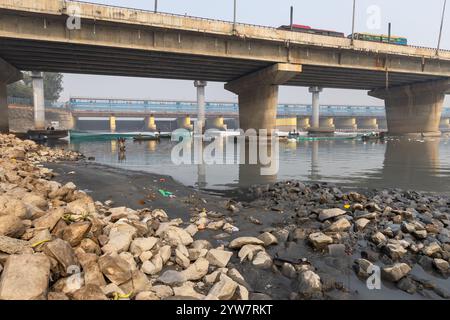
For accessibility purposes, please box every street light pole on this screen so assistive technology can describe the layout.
[233,0,237,31]
[351,0,356,45]
[437,0,447,55]
[154,0,158,13]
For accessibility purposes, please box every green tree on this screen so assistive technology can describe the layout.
[7,72,64,102]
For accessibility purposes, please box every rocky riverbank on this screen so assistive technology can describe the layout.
[0,133,449,300]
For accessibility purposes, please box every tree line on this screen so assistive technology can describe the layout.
[7,72,63,102]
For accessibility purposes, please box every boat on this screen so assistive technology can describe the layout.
[361,132,385,142]
[27,129,68,141]
[133,134,160,141]
[68,130,157,140]
[295,133,358,141]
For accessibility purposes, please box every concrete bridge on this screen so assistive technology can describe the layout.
[1,0,450,135]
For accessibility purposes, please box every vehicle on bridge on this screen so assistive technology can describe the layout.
[278,24,345,38]
[349,33,408,46]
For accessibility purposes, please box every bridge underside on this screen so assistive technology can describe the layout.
[0,38,445,90]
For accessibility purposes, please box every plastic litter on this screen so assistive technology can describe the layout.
[158,189,175,198]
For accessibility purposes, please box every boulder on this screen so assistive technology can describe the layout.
[157,270,187,286]
[257,232,278,246]
[0,235,30,254]
[382,263,411,282]
[238,244,265,262]
[354,218,371,231]
[371,232,387,245]
[173,282,205,299]
[0,253,51,300]
[308,232,333,250]
[206,249,233,268]
[384,243,407,260]
[353,259,374,278]
[159,226,193,246]
[327,218,351,232]
[0,196,29,219]
[298,270,322,298]
[433,258,449,273]
[423,242,442,257]
[181,257,209,281]
[98,254,132,285]
[33,207,64,230]
[229,237,265,249]
[102,222,137,254]
[84,261,107,287]
[71,284,108,300]
[0,215,25,238]
[129,237,158,256]
[252,251,272,269]
[62,221,91,247]
[206,274,238,300]
[42,238,78,276]
[318,208,346,222]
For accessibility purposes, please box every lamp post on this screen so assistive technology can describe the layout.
[351,0,356,44]
[437,0,447,55]
[154,0,158,13]
[233,0,237,31]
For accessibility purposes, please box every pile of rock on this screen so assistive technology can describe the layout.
[0,134,251,300]
[248,181,450,298]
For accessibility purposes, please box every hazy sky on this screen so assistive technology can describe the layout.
[61,0,450,105]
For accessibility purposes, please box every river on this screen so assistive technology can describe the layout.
[60,135,450,193]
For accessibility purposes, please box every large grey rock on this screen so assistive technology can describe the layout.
[318,208,346,222]
[98,254,132,285]
[157,270,187,286]
[229,237,265,249]
[0,215,25,238]
[182,257,209,281]
[0,253,51,300]
[382,263,411,282]
[308,232,333,250]
[206,249,233,268]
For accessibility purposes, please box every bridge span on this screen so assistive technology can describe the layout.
[1,0,450,135]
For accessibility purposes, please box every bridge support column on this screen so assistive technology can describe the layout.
[194,80,207,135]
[225,63,302,132]
[357,118,378,130]
[319,117,335,130]
[177,116,193,130]
[0,58,22,133]
[207,116,227,131]
[276,117,297,132]
[334,117,357,130]
[145,114,157,131]
[309,86,322,129]
[109,115,116,133]
[297,117,310,131]
[68,114,77,130]
[31,71,45,130]
[369,80,450,136]
[440,118,450,130]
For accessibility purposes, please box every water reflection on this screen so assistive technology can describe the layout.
[64,135,450,193]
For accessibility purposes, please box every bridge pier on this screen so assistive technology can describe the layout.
[357,118,378,130]
[440,118,450,130]
[177,115,193,130]
[334,117,357,130]
[276,117,297,132]
[319,117,335,130]
[225,63,302,132]
[194,80,207,135]
[109,115,116,133]
[297,117,311,131]
[369,80,450,136]
[0,58,22,132]
[309,86,322,129]
[145,114,157,131]
[31,71,45,130]
[207,116,227,131]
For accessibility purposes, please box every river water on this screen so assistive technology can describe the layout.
[64,135,450,193]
